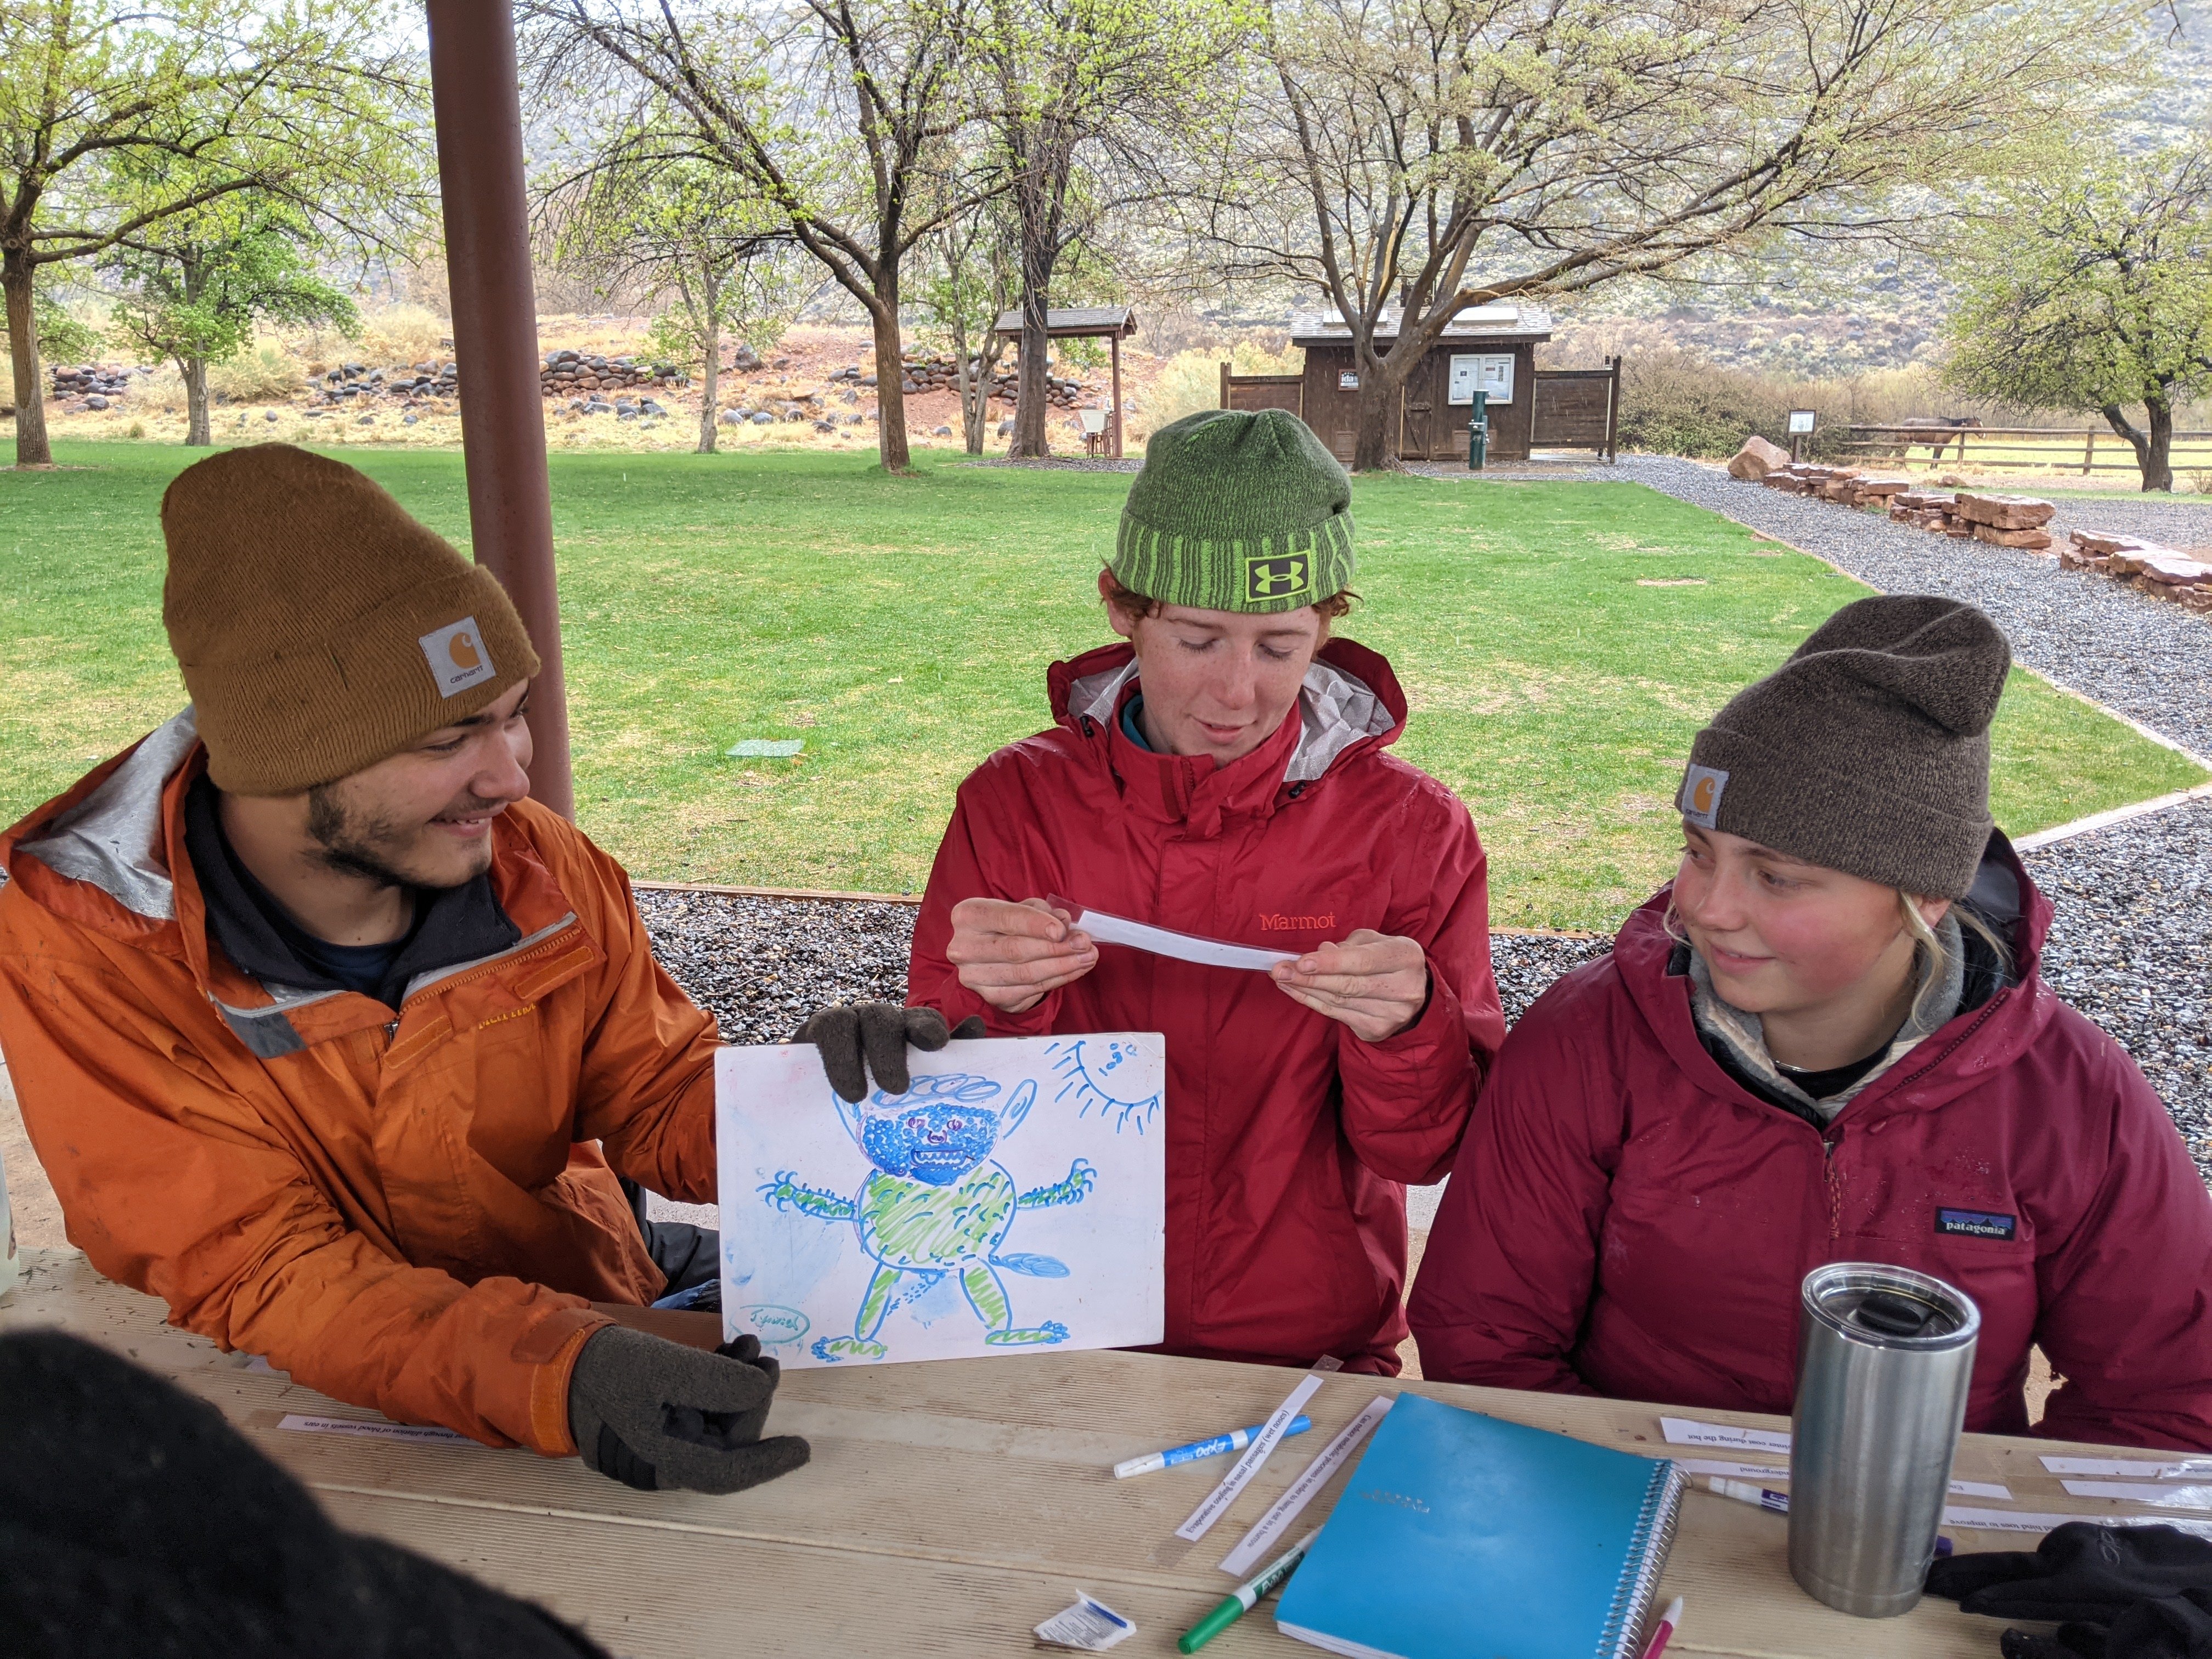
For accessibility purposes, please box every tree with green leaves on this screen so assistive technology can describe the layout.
[527,0,990,474]
[1215,0,2137,470]
[105,201,358,445]
[1944,144,2212,494]
[0,0,422,466]
[910,199,1015,453]
[973,0,1237,457]
[543,136,810,454]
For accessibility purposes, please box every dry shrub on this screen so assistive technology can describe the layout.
[1616,351,1987,459]
[356,304,448,365]
[1141,340,1304,431]
[208,340,313,403]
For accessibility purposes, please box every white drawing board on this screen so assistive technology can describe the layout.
[716,1034,1167,1368]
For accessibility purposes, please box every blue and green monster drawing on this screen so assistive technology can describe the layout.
[759,1069,1097,1363]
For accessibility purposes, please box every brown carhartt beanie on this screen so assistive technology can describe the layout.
[1676,595,2011,899]
[161,445,540,795]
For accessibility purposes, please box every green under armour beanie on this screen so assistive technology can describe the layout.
[1111,408,1355,613]
[1675,594,2011,899]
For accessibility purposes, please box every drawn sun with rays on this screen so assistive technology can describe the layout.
[1049,1037,1163,1135]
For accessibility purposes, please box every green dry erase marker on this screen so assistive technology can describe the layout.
[1177,1529,1320,1655]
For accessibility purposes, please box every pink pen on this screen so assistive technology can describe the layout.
[1639,1596,1683,1659]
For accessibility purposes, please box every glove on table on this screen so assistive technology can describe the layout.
[1928,1523,2212,1625]
[1996,1587,2212,1659]
[568,1327,810,1494]
[793,1001,985,1103]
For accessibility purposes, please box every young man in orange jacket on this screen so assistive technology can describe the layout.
[0,446,940,1493]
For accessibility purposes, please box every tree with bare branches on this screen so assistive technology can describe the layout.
[1213,0,2134,470]
[541,130,811,453]
[973,0,1234,456]
[0,0,420,467]
[525,0,986,473]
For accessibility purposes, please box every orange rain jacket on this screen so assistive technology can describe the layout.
[0,712,721,1454]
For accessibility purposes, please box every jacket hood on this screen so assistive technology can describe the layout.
[1046,636,1407,786]
[4,708,204,933]
[1612,831,2056,1122]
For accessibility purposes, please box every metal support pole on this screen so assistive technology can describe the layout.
[425,1,574,819]
[1109,330,1124,459]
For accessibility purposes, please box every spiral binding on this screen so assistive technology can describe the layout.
[1593,1460,1688,1659]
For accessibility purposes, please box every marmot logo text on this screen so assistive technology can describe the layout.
[1257,912,1335,931]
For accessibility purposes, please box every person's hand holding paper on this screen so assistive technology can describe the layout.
[945,897,1099,1013]
[1270,931,1430,1042]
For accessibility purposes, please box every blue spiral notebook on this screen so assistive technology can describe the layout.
[1273,1395,1685,1659]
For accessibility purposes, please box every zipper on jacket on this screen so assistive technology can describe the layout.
[1822,1134,1843,1241]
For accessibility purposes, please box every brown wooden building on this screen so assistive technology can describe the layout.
[1222,304,1620,465]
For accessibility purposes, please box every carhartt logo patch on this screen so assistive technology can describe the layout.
[1245,552,1312,603]
[1679,763,1728,828]
[419,616,496,698]
[1936,1207,2017,1241]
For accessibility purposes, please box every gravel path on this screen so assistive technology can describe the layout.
[640,864,2210,1183]
[1617,455,2212,760]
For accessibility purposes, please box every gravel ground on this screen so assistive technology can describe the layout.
[641,841,2211,1186]
[1617,454,2212,759]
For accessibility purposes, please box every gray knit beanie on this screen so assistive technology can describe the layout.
[1676,595,2011,898]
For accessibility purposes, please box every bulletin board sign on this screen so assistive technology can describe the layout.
[1448,353,1515,405]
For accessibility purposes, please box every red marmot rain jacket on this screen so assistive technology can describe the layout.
[907,639,1507,1374]
[1408,846,2212,1449]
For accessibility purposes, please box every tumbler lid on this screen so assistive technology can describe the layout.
[1802,1262,1980,1351]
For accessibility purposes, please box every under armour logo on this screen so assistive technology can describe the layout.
[1245,554,1311,602]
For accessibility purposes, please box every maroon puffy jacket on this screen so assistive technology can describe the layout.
[1409,845,2212,1449]
[909,639,1506,1372]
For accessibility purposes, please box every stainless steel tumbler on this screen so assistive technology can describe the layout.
[1788,1262,1980,1617]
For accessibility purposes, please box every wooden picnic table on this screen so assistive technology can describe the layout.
[0,1246,2162,1658]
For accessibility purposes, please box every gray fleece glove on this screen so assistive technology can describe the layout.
[567,1327,809,1494]
[793,1002,985,1103]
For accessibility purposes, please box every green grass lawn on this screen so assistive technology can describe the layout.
[4,441,2203,929]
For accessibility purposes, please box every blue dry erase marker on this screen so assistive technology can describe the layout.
[1113,1417,1314,1479]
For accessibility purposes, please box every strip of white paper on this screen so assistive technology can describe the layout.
[1945,1506,2212,1541]
[2064,1481,2212,1509]
[1661,1416,1792,1453]
[1667,1455,2007,1499]
[1057,899,1297,973]
[2042,1455,2212,1480]
[1176,1362,1340,1542]
[1218,1395,1395,1576]
[278,1413,469,1445]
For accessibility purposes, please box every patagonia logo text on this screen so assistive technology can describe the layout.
[419,616,496,698]
[1257,912,1335,932]
[1244,552,1312,603]
[1936,1207,2017,1241]
[1679,763,1728,828]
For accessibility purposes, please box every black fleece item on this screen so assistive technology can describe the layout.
[1998,1588,2212,1659]
[566,1326,810,1494]
[0,1330,610,1659]
[791,1001,984,1103]
[1929,1523,2212,1624]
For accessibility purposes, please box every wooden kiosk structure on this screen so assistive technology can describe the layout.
[1223,304,1621,464]
[991,305,1137,458]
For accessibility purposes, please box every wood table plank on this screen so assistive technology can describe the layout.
[1,1248,2163,1658]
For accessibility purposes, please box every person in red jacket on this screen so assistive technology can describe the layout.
[907,409,1506,1374]
[1409,595,2212,1449]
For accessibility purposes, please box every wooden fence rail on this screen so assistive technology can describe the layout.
[1838,424,2212,475]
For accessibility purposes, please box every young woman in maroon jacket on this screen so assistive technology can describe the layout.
[907,410,1506,1374]
[1410,595,2212,1450]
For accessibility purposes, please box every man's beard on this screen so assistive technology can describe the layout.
[303,785,500,890]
